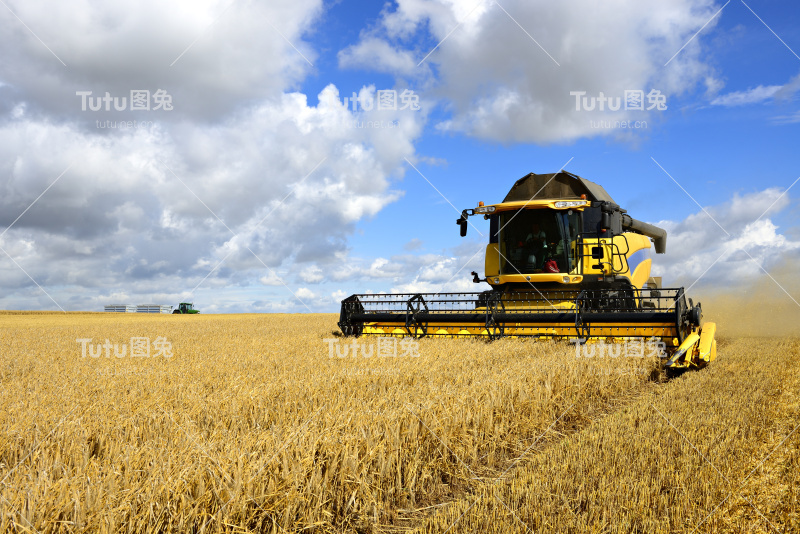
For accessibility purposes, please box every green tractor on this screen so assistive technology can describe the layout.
[173,302,200,314]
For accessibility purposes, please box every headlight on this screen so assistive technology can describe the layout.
[554,201,587,208]
[474,206,496,213]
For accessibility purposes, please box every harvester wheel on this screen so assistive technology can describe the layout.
[338,295,365,337]
[405,294,429,339]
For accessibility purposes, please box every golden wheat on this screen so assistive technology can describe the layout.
[0,312,665,533]
[419,337,800,533]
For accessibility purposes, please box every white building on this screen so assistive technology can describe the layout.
[104,304,137,313]
[136,304,173,314]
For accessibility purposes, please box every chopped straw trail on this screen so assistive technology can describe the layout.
[0,309,797,533]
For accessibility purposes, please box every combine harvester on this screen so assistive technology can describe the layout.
[338,171,716,371]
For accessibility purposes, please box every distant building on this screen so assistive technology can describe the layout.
[104,304,173,313]
[104,304,137,313]
[136,304,173,314]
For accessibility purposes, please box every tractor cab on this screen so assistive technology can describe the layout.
[173,302,199,314]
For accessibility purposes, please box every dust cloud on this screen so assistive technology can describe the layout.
[694,262,800,338]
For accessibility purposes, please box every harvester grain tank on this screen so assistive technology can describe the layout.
[338,171,716,370]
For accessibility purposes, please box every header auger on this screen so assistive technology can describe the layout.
[338,171,716,370]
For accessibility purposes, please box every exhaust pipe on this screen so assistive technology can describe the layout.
[622,215,667,254]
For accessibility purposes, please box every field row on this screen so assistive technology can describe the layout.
[421,337,800,533]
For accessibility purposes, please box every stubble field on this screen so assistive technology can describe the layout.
[0,302,797,533]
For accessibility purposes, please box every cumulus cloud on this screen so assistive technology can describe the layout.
[652,189,800,288]
[326,239,484,296]
[338,37,420,77]
[298,265,324,284]
[294,287,317,300]
[0,84,425,311]
[0,0,322,121]
[4,0,793,315]
[0,1,428,312]
[339,0,723,143]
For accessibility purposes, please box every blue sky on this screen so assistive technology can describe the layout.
[0,0,798,312]
[319,0,800,303]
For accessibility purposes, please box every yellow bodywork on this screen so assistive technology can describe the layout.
[663,322,717,369]
[698,322,717,362]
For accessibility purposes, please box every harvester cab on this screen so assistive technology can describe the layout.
[340,171,716,371]
[173,302,199,314]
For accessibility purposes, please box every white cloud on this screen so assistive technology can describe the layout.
[339,0,723,143]
[295,287,317,300]
[338,37,420,77]
[329,252,465,283]
[0,0,322,120]
[774,71,800,101]
[403,238,423,251]
[327,247,482,294]
[772,111,800,124]
[710,85,782,107]
[0,2,428,312]
[653,189,800,288]
[299,265,324,283]
[0,84,425,310]
[259,273,286,286]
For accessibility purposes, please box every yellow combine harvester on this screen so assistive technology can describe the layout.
[339,171,716,370]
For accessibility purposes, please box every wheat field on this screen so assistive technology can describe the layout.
[0,305,797,533]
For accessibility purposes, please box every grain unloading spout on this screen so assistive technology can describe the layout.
[622,215,667,254]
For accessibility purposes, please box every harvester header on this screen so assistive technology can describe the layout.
[339,171,716,370]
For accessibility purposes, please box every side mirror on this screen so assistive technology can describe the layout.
[457,210,469,237]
